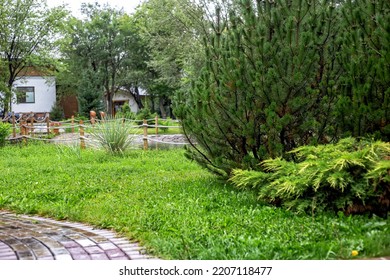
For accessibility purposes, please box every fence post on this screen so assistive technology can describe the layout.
[12,112,16,138]
[30,113,34,136]
[143,119,148,150]
[71,115,75,133]
[21,121,27,145]
[80,120,85,149]
[46,113,50,135]
[19,119,24,136]
[155,115,159,136]
[155,115,159,150]
[90,111,96,126]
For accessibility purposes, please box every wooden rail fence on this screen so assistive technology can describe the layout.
[1,112,186,150]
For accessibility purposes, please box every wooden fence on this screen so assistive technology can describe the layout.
[1,112,75,139]
[1,112,187,150]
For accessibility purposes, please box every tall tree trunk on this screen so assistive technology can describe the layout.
[5,77,15,114]
[159,97,167,118]
[133,86,144,110]
[107,92,113,115]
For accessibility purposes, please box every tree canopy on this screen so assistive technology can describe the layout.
[0,0,67,113]
[128,0,206,117]
[59,3,131,115]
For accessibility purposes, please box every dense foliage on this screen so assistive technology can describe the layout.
[133,0,205,117]
[49,101,65,121]
[230,138,390,216]
[338,0,390,139]
[58,0,198,118]
[59,4,129,115]
[176,0,390,175]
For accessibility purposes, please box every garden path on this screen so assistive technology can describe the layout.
[0,211,155,260]
[52,133,189,148]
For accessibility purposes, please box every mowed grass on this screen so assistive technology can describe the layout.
[0,143,389,260]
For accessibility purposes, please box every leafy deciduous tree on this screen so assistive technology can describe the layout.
[0,0,67,113]
[60,3,131,116]
[134,0,205,117]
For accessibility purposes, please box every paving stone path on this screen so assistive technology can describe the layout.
[0,211,154,260]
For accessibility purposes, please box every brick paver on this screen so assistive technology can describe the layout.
[0,211,154,260]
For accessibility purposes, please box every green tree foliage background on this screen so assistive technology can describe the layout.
[59,3,129,116]
[134,0,206,118]
[0,0,67,113]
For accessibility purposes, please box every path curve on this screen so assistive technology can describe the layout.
[0,211,155,260]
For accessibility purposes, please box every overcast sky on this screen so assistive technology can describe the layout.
[47,0,144,17]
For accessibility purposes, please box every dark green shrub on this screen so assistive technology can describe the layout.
[136,107,153,121]
[159,117,173,133]
[230,138,390,216]
[135,107,157,126]
[116,103,135,120]
[76,115,89,122]
[50,101,64,121]
[0,122,11,147]
[77,69,105,117]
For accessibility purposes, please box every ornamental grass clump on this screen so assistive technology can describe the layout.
[89,116,139,155]
[230,138,390,216]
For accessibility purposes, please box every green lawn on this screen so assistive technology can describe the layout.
[0,143,389,260]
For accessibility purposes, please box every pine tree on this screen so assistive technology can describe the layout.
[176,0,344,175]
[337,0,390,139]
[77,69,105,117]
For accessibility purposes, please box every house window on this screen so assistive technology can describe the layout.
[16,87,35,103]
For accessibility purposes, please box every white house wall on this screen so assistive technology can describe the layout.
[128,96,139,113]
[12,76,56,113]
[112,92,140,113]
